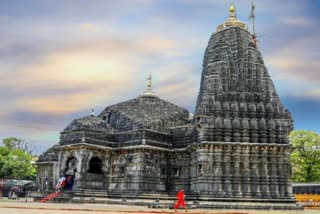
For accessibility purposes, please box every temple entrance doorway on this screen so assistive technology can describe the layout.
[85,157,106,189]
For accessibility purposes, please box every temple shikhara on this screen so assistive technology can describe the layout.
[36,4,299,209]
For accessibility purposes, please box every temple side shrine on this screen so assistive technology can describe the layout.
[36,4,299,209]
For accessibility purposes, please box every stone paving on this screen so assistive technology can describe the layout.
[0,201,319,214]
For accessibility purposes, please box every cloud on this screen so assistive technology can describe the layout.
[265,34,320,82]
[0,32,199,116]
[154,63,199,111]
[281,17,313,27]
[305,89,320,101]
[76,23,104,33]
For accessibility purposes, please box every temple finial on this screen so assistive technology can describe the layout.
[138,73,158,99]
[147,73,152,91]
[217,2,248,32]
[90,108,95,117]
[229,3,236,19]
[249,1,256,35]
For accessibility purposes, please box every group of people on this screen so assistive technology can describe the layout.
[55,175,74,192]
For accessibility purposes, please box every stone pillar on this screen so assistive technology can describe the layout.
[259,147,270,198]
[277,147,285,197]
[223,145,232,197]
[278,146,292,198]
[250,146,260,197]
[284,147,293,197]
[269,146,279,198]
[232,145,242,197]
[209,144,215,194]
[241,145,251,197]
[213,145,223,197]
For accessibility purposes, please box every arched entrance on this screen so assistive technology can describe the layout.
[85,157,106,189]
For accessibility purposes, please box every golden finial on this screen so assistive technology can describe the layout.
[229,4,235,13]
[228,3,236,19]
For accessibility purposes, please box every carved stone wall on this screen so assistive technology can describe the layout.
[37,163,58,190]
[189,143,293,199]
[167,151,190,194]
[108,148,171,195]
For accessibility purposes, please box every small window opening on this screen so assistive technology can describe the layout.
[161,168,166,176]
[198,164,203,174]
[173,168,179,176]
[120,166,125,174]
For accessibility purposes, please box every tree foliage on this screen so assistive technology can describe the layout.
[2,137,37,154]
[0,137,37,179]
[290,130,320,182]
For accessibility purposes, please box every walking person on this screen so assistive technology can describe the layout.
[174,188,187,212]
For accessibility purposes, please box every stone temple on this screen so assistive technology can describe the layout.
[36,5,299,209]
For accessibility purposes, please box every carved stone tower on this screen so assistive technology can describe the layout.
[192,4,295,205]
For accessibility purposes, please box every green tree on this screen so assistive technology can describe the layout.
[0,138,37,179]
[290,130,320,182]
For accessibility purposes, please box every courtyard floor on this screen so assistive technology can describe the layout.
[0,199,319,214]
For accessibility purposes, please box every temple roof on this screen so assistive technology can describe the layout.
[63,114,110,132]
[98,74,189,133]
[100,96,189,133]
[37,146,58,163]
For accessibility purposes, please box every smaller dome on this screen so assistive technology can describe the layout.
[63,115,110,132]
[138,89,159,99]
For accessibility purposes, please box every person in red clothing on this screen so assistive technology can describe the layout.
[174,188,187,212]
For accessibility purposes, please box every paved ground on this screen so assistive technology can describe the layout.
[0,200,319,214]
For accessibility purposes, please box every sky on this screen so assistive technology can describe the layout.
[0,0,319,154]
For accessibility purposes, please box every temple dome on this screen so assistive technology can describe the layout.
[63,114,110,132]
[99,74,189,133]
[99,95,189,133]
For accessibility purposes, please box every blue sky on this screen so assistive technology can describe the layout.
[0,0,319,154]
